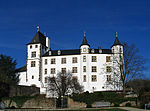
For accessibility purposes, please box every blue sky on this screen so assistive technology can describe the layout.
[0,0,150,78]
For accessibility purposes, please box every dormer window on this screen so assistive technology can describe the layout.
[83,48,86,52]
[49,51,51,55]
[91,49,94,53]
[58,50,61,55]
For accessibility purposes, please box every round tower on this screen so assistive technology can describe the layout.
[111,32,123,54]
[80,32,90,54]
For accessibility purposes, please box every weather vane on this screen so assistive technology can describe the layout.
[37,25,40,32]
[116,32,118,37]
[84,31,86,37]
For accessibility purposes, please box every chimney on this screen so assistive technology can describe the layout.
[46,37,50,50]
[98,47,102,53]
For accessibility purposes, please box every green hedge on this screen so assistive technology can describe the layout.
[70,92,136,106]
[2,96,36,108]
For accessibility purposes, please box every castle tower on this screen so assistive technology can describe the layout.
[111,32,123,54]
[80,32,90,54]
[26,27,50,90]
[111,32,123,90]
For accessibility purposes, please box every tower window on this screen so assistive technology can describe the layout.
[30,45,32,49]
[83,56,86,62]
[106,56,111,62]
[35,45,38,48]
[106,66,112,72]
[72,57,77,63]
[45,77,48,83]
[51,58,56,64]
[83,66,86,72]
[92,66,97,72]
[61,58,66,64]
[107,75,111,81]
[83,75,86,82]
[92,56,97,62]
[120,47,122,53]
[61,68,66,73]
[31,51,36,58]
[31,61,36,67]
[45,69,47,74]
[72,67,77,73]
[83,48,86,52]
[51,68,55,74]
[91,75,97,82]
[32,75,34,79]
[45,59,47,65]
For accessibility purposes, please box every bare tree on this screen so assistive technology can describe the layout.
[47,71,83,98]
[104,43,145,93]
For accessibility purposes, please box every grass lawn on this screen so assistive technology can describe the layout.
[6,108,127,111]
[46,108,127,111]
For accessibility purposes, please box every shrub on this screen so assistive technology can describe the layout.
[70,91,137,107]
[114,103,119,107]
[125,103,131,107]
[10,106,16,109]
[86,104,92,108]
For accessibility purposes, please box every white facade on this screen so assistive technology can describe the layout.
[18,30,123,94]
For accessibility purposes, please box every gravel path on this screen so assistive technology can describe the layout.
[119,107,150,111]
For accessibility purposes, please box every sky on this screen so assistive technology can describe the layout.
[0,0,150,78]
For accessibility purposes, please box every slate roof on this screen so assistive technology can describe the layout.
[43,49,112,56]
[16,65,26,72]
[27,31,46,46]
[80,36,90,47]
[111,37,122,47]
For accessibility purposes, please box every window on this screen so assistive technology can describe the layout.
[92,56,97,62]
[31,61,35,67]
[107,75,111,81]
[35,45,38,48]
[45,77,48,83]
[30,45,32,49]
[61,58,66,64]
[31,51,36,57]
[72,57,77,63]
[32,75,34,79]
[91,75,97,82]
[61,68,66,73]
[83,66,86,72]
[83,48,86,52]
[45,69,47,74]
[92,66,97,72]
[83,56,86,62]
[106,66,112,72]
[45,59,47,65]
[120,47,122,53]
[72,67,77,73]
[51,68,55,74]
[51,58,56,64]
[106,56,111,62]
[83,75,86,82]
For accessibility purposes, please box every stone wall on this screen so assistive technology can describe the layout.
[2,95,55,109]
[119,101,137,107]
[22,95,55,109]
[68,98,86,108]
[9,85,40,97]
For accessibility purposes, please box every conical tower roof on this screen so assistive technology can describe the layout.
[30,31,46,46]
[80,32,90,47]
[111,32,122,47]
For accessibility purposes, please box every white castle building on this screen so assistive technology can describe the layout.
[18,28,123,94]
